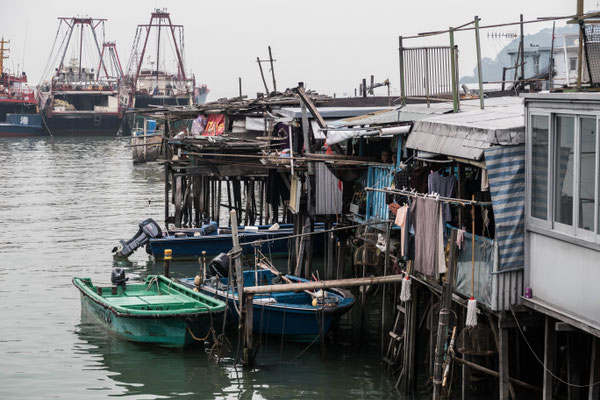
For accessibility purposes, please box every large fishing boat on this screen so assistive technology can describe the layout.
[37,18,128,136]
[0,37,43,137]
[126,9,207,108]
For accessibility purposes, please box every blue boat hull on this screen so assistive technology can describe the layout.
[180,270,354,342]
[0,114,44,137]
[150,223,324,260]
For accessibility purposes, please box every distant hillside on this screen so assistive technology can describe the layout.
[460,24,578,84]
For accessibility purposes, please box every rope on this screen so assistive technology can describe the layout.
[187,325,214,342]
[510,308,600,388]
[290,334,320,362]
[145,276,160,293]
[237,220,391,248]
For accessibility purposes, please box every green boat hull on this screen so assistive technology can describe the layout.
[73,275,225,347]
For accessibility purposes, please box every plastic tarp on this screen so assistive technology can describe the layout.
[450,225,495,309]
[484,145,525,270]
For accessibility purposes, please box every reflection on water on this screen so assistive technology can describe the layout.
[0,137,403,399]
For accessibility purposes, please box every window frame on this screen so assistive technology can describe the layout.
[575,116,598,240]
[527,108,600,243]
[527,111,552,229]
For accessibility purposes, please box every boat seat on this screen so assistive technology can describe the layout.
[109,296,150,307]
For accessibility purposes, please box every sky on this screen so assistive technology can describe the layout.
[0,0,586,100]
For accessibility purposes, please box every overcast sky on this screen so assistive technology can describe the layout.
[1,0,584,100]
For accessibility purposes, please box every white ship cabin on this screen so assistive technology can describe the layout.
[523,93,600,335]
[50,67,120,114]
[136,69,193,97]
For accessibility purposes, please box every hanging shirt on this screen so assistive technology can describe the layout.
[395,205,409,257]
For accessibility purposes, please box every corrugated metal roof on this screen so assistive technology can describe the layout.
[277,106,392,119]
[406,97,524,160]
[329,103,453,127]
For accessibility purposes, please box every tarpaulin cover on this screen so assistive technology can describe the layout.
[484,145,525,270]
[202,114,225,136]
[451,225,494,308]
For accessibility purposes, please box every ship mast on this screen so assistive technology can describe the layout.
[0,38,9,75]
[133,9,187,89]
[55,17,108,80]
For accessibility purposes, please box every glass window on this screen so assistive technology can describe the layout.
[570,57,577,71]
[579,118,596,232]
[554,116,575,226]
[531,115,549,220]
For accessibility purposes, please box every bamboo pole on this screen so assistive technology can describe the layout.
[243,274,406,295]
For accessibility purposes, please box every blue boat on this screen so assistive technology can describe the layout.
[180,269,354,342]
[0,114,44,137]
[149,222,324,260]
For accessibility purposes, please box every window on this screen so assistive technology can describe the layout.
[554,116,575,226]
[533,56,540,75]
[579,117,596,232]
[531,115,549,220]
[570,57,577,72]
[529,111,600,241]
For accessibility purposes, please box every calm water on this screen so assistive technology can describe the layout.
[0,137,410,399]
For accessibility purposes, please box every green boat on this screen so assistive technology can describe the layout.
[73,275,226,347]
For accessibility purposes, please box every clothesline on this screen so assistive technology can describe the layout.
[366,186,493,207]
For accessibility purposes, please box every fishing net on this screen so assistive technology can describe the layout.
[456,324,497,356]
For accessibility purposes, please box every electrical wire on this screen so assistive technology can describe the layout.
[510,307,600,388]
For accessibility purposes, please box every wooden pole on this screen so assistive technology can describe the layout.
[257,56,269,94]
[449,28,459,112]
[499,314,510,400]
[543,315,555,400]
[474,16,485,110]
[433,230,458,399]
[238,77,242,97]
[454,357,541,392]
[520,14,525,84]
[268,46,277,93]
[399,36,406,106]
[577,0,584,90]
[549,22,556,89]
[243,273,406,295]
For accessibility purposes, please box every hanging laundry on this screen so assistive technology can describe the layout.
[456,228,466,250]
[395,205,409,257]
[438,203,447,275]
[481,168,489,191]
[394,168,410,190]
[428,171,456,223]
[411,197,439,277]
[409,167,429,194]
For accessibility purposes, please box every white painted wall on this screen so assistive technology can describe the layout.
[528,232,600,323]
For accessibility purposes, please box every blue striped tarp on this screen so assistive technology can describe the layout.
[484,145,525,271]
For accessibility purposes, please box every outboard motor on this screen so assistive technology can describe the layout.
[113,218,162,258]
[207,253,230,278]
[111,268,128,289]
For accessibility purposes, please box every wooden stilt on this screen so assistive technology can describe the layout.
[543,316,555,400]
[174,175,182,227]
[216,179,222,226]
[303,216,313,279]
[499,317,510,400]
[403,283,417,394]
[589,336,599,400]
